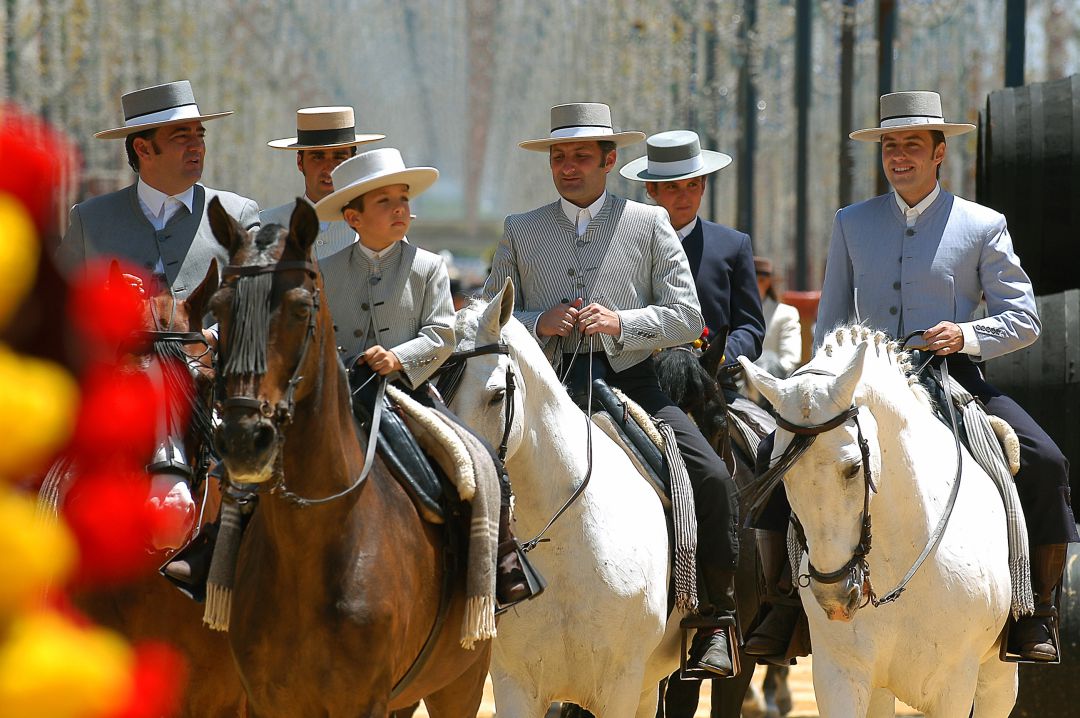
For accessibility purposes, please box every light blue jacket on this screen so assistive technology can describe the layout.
[815,190,1040,361]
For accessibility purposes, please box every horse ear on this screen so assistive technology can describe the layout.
[287,197,319,257]
[832,341,869,409]
[478,277,515,342]
[208,196,242,254]
[185,258,219,330]
[738,356,782,408]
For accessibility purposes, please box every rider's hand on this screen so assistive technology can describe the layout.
[923,321,964,356]
[577,303,621,337]
[359,345,403,375]
[536,298,583,337]
[120,273,146,297]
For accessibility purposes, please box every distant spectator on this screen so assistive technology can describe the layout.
[754,256,801,379]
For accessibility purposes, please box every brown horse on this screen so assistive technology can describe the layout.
[207,197,490,717]
[63,262,248,718]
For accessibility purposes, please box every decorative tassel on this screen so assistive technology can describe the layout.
[203,499,244,632]
[460,596,497,650]
[224,272,272,377]
[203,583,232,632]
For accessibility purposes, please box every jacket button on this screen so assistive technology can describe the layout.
[889,306,898,315]
[575,239,586,247]
[905,228,915,236]
[567,268,575,277]
[361,303,369,311]
[893,281,901,290]
[353,329,364,337]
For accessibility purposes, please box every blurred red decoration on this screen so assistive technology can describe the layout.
[107,642,187,718]
[68,364,164,468]
[67,259,149,355]
[62,469,160,586]
[0,102,78,235]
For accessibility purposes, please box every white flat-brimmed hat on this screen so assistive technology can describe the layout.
[314,148,438,221]
[849,91,976,142]
[620,130,732,182]
[95,80,232,140]
[519,102,645,152]
[267,106,385,150]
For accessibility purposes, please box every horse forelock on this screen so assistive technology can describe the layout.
[813,324,931,412]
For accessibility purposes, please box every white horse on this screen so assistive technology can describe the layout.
[739,325,1018,717]
[447,282,683,717]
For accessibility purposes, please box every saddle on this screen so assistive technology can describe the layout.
[349,367,454,523]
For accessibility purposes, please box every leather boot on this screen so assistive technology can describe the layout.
[1009,543,1067,661]
[744,530,800,658]
[160,522,218,602]
[495,498,543,608]
[687,566,737,677]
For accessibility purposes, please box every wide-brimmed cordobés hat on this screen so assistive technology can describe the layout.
[849,91,976,142]
[314,148,438,221]
[519,102,645,152]
[267,106,385,150]
[620,130,732,182]
[95,80,232,140]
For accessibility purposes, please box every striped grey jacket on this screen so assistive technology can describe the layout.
[320,240,455,387]
[260,199,357,260]
[484,195,704,372]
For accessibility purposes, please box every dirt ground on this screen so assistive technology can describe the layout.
[414,657,925,717]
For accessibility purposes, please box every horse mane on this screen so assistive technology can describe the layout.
[814,324,932,411]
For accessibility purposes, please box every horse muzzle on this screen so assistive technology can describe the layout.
[811,574,864,622]
[215,414,279,484]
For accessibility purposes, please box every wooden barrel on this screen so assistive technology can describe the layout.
[977,74,1080,297]
[982,289,1080,504]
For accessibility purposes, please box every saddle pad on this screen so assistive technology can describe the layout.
[386,384,479,504]
[591,411,671,511]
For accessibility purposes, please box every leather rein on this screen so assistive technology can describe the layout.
[436,339,597,555]
[771,351,964,608]
[216,260,383,507]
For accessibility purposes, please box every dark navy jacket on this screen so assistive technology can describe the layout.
[680,218,765,363]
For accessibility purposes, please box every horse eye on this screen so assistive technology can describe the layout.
[844,463,861,480]
[488,388,506,406]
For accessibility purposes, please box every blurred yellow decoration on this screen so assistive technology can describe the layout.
[0,488,76,616]
[0,611,133,718]
[0,192,39,329]
[0,345,79,479]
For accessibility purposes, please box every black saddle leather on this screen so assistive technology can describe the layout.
[349,366,449,523]
[575,378,672,507]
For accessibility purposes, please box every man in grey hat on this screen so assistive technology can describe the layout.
[624,129,765,713]
[55,80,260,593]
[262,106,384,259]
[56,80,260,296]
[783,90,1076,663]
[486,103,742,677]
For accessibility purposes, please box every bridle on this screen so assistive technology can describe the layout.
[762,350,964,608]
[436,338,597,554]
[215,259,380,507]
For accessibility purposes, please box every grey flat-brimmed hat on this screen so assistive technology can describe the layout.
[95,80,232,139]
[267,106,385,150]
[620,130,732,182]
[519,102,645,152]
[849,91,976,142]
[314,148,438,221]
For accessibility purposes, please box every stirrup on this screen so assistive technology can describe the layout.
[678,613,741,680]
[494,539,547,615]
[999,586,1063,665]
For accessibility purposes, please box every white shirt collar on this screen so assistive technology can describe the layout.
[357,237,407,261]
[137,178,195,218]
[893,182,940,225]
[560,191,608,227]
[676,216,700,240]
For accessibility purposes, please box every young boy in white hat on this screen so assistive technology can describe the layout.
[315,148,540,608]
[262,106,384,259]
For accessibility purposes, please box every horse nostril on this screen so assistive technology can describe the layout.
[254,422,276,453]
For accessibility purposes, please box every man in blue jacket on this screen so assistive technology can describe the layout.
[622,130,765,368]
[623,130,765,714]
[810,91,1076,662]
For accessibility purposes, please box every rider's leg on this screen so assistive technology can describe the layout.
[494,468,537,606]
[953,361,1078,661]
[744,432,802,659]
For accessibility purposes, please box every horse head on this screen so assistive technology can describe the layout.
[443,278,528,462]
[208,196,323,485]
[741,331,889,622]
[109,259,219,550]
